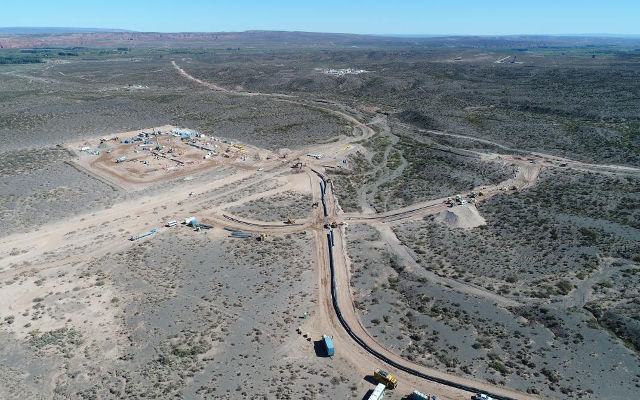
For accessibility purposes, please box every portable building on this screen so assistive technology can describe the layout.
[322,334,334,356]
[367,383,386,400]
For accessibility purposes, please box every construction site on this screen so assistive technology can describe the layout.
[1,42,639,400]
[67,125,278,188]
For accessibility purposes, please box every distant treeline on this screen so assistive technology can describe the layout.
[20,47,87,52]
[19,48,79,57]
[0,55,43,64]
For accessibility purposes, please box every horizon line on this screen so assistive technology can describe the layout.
[1,27,640,38]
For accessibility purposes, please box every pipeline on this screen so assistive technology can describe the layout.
[326,233,517,400]
[151,151,184,165]
[312,168,329,217]
[187,142,216,152]
[222,214,303,227]
[321,190,328,217]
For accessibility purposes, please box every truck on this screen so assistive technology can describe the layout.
[373,369,398,389]
[472,394,493,400]
[165,220,177,227]
[322,334,334,356]
[367,383,387,400]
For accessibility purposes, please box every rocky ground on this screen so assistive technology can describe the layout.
[0,230,365,399]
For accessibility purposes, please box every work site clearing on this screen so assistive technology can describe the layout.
[69,125,276,189]
[1,41,639,400]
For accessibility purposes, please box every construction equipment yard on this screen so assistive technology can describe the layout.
[1,56,639,400]
[67,125,277,189]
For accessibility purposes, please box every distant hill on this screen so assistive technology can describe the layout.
[0,29,638,50]
[0,27,133,35]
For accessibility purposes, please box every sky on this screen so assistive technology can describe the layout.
[2,0,639,35]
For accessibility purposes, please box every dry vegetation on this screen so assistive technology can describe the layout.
[227,190,313,222]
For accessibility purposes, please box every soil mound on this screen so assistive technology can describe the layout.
[434,204,486,229]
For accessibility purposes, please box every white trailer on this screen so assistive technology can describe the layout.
[367,383,386,400]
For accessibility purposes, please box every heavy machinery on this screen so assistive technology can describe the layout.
[330,221,338,228]
[373,368,398,389]
[285,213,296,224]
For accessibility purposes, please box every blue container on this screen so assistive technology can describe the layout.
[323,334,334,356]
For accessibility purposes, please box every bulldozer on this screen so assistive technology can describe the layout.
[373,368,398,389]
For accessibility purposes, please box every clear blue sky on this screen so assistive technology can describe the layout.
[2,0,639,35]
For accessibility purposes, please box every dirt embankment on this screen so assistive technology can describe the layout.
[434,204,486,229]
